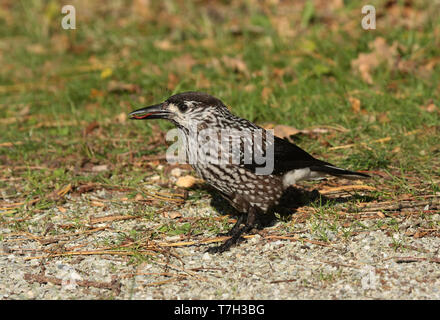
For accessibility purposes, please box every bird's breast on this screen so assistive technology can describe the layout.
[193,163,284,213]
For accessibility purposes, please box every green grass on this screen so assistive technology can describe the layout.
[0,0,439,238]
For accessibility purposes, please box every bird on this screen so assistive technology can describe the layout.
[129,91,369,253]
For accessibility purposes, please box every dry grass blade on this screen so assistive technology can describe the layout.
[152,260,207,280]
[157,235,253,247]
[319,185,376,194]
[145,275,188,286]
[329,130,420,150]
[358,199,439,212]
[0,142,23,147]
[33,120,87,129]
[4,227,108,245]
[47,184,72,201]
[146,191,186,202]
[121,272,177,279]
[0,198,40,208]
[57,184,72,197]
[89,215,139,224]
[264,235,333,247]
[24,273,121,294]
[157,233,333,248]
[305,124,349,133]
[24,249,158,261]
[0,210,17,216]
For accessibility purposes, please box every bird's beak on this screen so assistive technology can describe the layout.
[128,103,170,120]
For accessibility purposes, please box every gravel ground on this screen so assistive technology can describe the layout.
[1,189,439,300]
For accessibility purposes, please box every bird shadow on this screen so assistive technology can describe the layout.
[207,185,376,229]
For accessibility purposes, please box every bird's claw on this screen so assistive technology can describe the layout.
[206,235,246,254]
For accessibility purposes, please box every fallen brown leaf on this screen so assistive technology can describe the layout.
[0,118,18,125]
[392,146,401,153]
[195,72,211,89]
[18,105,30,117]
[107,81,140,94]
[77,183,96,194]
[134,194,144,201]
[261,87,273,104]
[90,215,137,224]
[165,211,182,219]
[319,185,376,194]
[176,175,198,188]
[131,0,151,18]
[167,73,179,90]
[92,164,108,172]
[90,88,105,99]
[420,103,438,113]
[48,184,72,201]
[51,34,70,53]
[348,97,361,113]
[272,125,301,139]
[351,37,398,84]
[26,44,46,54]
[0,142,23,147]
[57,206,67,213]
[90,200,105,207]
[84,121,99,135]
[221,55,248,75]
[33,120,86,129]
[114,112,127,123]
[378,112,390,123]
[171,54,197,73]
[376,211,386,218]
[153,40,181,51]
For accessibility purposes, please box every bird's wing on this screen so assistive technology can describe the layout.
[271,136,330,174]
[242,131,369,178]
[241,133,330,175]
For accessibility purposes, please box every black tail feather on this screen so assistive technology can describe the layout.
[310,164,370,179]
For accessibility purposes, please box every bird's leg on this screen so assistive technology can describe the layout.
[241,206,257,234]
[207,207,258,254]
[223,214,245,236]
[255,211,276,230]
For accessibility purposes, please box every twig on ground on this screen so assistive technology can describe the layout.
[387,257,440,264]
[23,273,121,295]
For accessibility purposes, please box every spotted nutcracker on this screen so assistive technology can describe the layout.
[129,92,369,253]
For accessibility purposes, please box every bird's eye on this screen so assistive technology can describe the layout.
[178,103,188,113]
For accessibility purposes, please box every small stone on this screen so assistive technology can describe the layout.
[134,194,144,201]
[202,252,211,261]
[170,168,182,177]
[248,234,261,244]
[166,211,182,219]
[92,164,108,172]
[176,175,197,188]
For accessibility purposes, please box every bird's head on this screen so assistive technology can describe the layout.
[128,91,230,131]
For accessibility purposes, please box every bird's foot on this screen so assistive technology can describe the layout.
[206,235,245,254]
[207,223,248,254]
[217,214,245,237]
[206,243,230,254]
[218,228,240,237]
[207,207,258,254]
